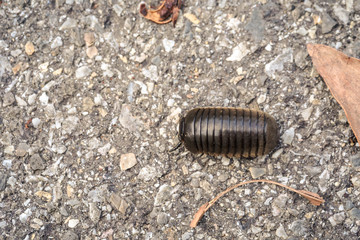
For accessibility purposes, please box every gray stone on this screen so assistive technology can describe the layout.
[289,220,308,236]
[88,185,108,203]
[265,48,293,79]
[62,230,79,240]
[154,184,172,206]
[0,40,8,49]
[62,116,79,135]
[305,166,322,176]
[273,194,288,208]
[350,154,360,167]
[2,159,12,169]
[272,194,289,216]
[89,202,101,223]
[0,55,12,81]
[319,169,330,192]
[142,65,159,82]
[294,50,308,69]
[15,96,27,106]
[182,231,193,240]
[345,201,355,210]
[218,173,229,182]
[355,0,360,11]
[75,66,91,79]
[207,0,216,8]
[251,225,262,234]
[60,18,77,30]
[109,193,128,215]
[249,167,266,178]
[138,166,158,181]
[321,12,337,34]
[3,92,15,107]
[301,107,313,121]
[119,104,142,133]
[281,128,295,145]
[10,49,22,57]
[0,172,8,191]
[15,143,29,157]
[113,4,123,17]
[19,208,32,223]
[328,212,345,226]
[333,4,350,24]
[51,36,63,49]
[151,55,161,66]
[349,208,360,220]
[98,143,111,156]
[0,220,7,229]
[276,224,288,239]
[29,154,45,171]
[157,212,169,225]
[245,7,265,42]
[226,43,250,62]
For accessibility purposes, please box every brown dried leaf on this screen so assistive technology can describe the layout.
[307,44,360,143]
[190,179,324,228]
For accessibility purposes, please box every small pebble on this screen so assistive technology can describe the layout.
[249,167,266,178]
[15,143,29,157]
[25,41,35,55]
[350,208,360,220]
[51,36,63,49]
[281,128,295,145]
[109,193,128,215]
[75,66,92,79]
[120,153,137,171]
[162,38,175,52]
[84,32,95,47]
[276,224,288,239]
[3,92,15,107]
[60,18,77,30]
[68,219,80,228]
[157,212,169,225]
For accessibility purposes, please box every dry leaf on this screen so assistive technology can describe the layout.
[190,179,324,228]
[139,0,182,27]
[307,44,360,143]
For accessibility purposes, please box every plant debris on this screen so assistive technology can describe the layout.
[190,179,325,228]
[307,43,360,143]
[139,0,182,27]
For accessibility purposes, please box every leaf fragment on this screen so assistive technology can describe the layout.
[307,43,360,143]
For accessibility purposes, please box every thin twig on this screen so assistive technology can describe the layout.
[190,179,325,228]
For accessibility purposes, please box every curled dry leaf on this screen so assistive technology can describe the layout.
[139,0,182,27]
[307,44,360,143]
[190,179,324,228]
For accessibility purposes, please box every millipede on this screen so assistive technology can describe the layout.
[173,107,279,158]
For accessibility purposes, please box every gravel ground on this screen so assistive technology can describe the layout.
[1,0,360,239]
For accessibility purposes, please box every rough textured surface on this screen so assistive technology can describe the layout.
[0,0,359,239]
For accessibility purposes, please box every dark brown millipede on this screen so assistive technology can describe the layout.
[172,107,279,158]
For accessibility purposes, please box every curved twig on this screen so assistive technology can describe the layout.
[190,179,325,228]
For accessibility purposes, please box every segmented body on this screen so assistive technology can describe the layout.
[179,107,279,158]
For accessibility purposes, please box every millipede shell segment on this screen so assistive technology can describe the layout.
[179,107,279,158]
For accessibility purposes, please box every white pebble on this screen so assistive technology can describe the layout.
[32,118,41,128]
[68,219,80,228]
[39,92,49,105]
